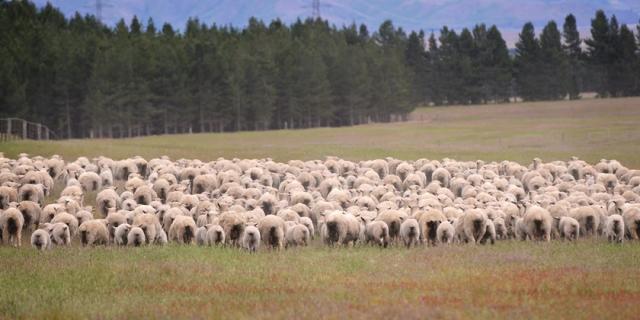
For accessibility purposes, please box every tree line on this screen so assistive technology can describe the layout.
[0,1,639,138]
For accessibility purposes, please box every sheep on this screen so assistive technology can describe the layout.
[605,214,625,243]
[46,222,71,246]
[219,212,246,247]
[523,206,552,242]
[134,185,156,206]
[364,220,390,248]
[322,210,349,246]
[196,226,208,246]
[114,223,132,245]
[18,184,45,206]
[432,168,451,188]
[285,224,310,248]
[0,208,24,246]
[569,206,600,237]
[168,215,197,244]
[60,185,83,205]
[558,217,580,241]
[50,212,79,238]
[206,224,225,246]
[127,227,146,246]
[17,200,41,232]
[299,216,315,240]
[132,213,163,245]
[0,186,18,209]
[75,208,94,226]
[96,188,120,217]
[257,215,286,250]
[241,225,261,253]
[623,207,640,240]
[493,217,507,240]
[436,220,455,244]
[479,219,496,245]
[78,220,109,246]
[100,169,113,188]
[375,210,407,242]
[30,229,51,250]
[78,172,102,192]
[399,218,420,248]
[155,228,168,245]
[416,209,446,246]
[514,217,528,241]
[459,209,488,244]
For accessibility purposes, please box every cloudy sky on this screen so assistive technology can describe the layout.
[34,0,640,46]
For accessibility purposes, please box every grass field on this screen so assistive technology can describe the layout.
[2,97,640,319]
[3,97,640,167]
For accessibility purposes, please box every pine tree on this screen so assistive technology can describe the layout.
[514,22,541,101]
[616,25,638,95]
[585,10,610,97]
[405,30,429,106]
[540,21,568,100]
[484,25,511,103]
[563,14,582,99]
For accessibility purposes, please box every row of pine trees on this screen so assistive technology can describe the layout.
[1,1,639,138]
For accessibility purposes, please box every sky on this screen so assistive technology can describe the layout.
[33,0,640,47]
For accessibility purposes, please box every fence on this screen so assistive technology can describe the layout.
[0,118,57,142]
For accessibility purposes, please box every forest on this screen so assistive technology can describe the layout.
[0,0,639,138]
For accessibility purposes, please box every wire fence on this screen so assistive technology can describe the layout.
[0,118,57,142]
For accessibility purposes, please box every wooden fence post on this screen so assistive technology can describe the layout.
[37,123,42,140]
[22,120,27,139]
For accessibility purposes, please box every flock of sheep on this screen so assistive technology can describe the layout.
[1,153,640,252]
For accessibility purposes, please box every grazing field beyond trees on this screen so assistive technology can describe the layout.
[1,97,640,318]
[3,97,640,167]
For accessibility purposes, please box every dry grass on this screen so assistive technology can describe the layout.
[2,97,640,319]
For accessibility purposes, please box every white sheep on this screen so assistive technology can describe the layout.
[96,188,120,217]
[78,171,101,192]
[241,225,261,253]
[79,219,109,246]
[17,200,40,232]
[257,215,286,250]
[30,229,51,250]
[558,216,580,241]
[605,214,625,243]
[569,206,600,237]
[460,209,488,244]
[206,224,225,246]
[364,220,390,248]
[436,220,455,245]
[479,219,496,245]
[0,207,24,247]
[623,206,640,240]
[45,222,71,246]
[50,212,79,238]
[285,224,310,248]
[523,206,552,242]
[299,216,315,240]
[114,223,132,245]
[196,226,208,246]
[168,215,197,244]
[127,227,146,246]
[399,218,420,248]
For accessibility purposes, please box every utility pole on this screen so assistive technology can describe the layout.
[96,0,103,23]
[312,0,320,19]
